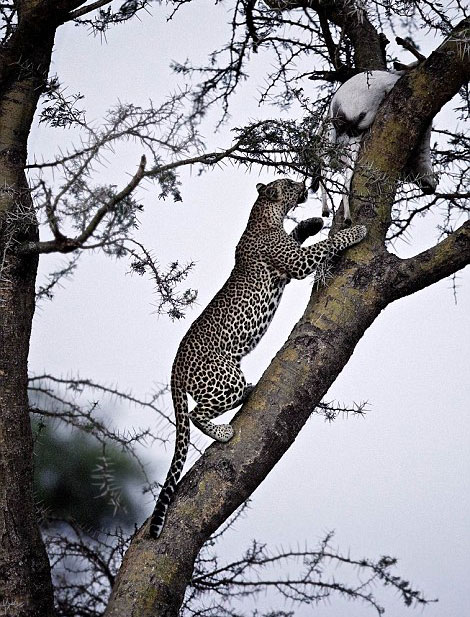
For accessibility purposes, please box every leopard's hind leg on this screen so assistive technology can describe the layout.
[188,356,251,442]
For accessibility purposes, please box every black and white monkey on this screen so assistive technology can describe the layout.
[320,64,437,223]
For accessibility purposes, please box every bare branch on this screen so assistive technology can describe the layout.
[20,155,146,254]
[185,533,433,616]
[391,220,470,299]
[67,0,154,32]
[127,240,197,321]
[35,253,80,302]
[68,0,113,20]
[44,522,128,617]
[76,154,146,243]
[243,0,260,52]
[265,0,387,71]
[316,5,342,70]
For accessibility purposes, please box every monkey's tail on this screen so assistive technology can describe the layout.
[149,380,190,538]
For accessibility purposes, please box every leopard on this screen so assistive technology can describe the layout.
[149,178,367,538]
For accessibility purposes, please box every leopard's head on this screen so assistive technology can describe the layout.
[256,178,307,217]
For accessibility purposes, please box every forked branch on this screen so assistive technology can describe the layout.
[19,155,147,254]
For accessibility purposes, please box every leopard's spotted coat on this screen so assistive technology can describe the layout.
[150,178,367,537]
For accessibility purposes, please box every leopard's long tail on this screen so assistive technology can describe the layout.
[149,380,189,538]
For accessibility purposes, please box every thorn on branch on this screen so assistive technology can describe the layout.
[19,155,147,255]
[315,400,369,422]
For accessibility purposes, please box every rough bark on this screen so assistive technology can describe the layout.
[0,2,83,615]
[104,17,470,617]
[0,45,55,617]
[0,227,54,617]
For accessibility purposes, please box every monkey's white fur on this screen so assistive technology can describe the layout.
[321,69,437,222]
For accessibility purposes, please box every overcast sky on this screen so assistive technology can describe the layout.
[28,4,469,616]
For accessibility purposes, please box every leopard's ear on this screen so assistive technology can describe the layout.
[257,182,279,201]
[264,184,279,201]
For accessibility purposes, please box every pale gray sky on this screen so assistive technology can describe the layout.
[28,4,469,615]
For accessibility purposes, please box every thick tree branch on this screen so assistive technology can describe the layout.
[105,233,399,617]
[265,0,387,70]
[392,220,470,299]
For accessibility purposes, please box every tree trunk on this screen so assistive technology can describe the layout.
[105,17,470,617]
[0,223,56,617]
[0,7,62,614]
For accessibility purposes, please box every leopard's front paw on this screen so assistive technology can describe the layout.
[350,225,367,243]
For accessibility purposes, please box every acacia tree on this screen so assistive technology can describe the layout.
[0,1,469,617]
